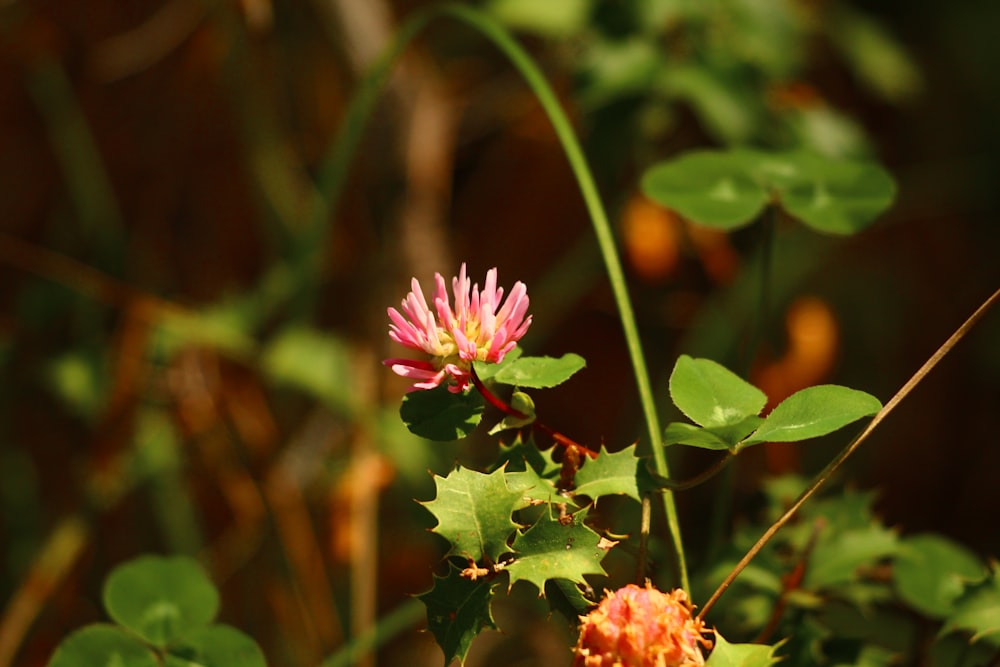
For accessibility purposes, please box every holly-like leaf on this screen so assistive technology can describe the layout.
[670,356,767,428]
[741,385,881,447]
[894,534,986,619]
[706,630,783,667]
[664,416,764,451]
[48,624,159,667]
[495,433,560,478]
[492,353,586,388]
[505,464,564,507]
[421,466,522,562]
[573,444,651,503]
[102,555,219,648]
[641,151,770,229]
[506,510,609,593]
[941,566,1000,644]
[400,384,484,441]
[417,564,499,667]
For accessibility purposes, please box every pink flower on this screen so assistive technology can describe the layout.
[573,584,712,667]
[385,263,532,392]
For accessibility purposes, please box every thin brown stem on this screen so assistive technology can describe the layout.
[698,286,1000,621]
[654,452,736,491]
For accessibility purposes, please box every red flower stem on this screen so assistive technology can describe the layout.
[469,367,598,459]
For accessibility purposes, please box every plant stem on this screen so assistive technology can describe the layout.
[698,286,1000,620]
[316,3,689,589]
[319,598,425,667]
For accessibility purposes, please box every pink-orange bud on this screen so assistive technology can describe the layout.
[573,583,712,667]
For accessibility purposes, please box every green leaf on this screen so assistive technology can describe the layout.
[102,555,219,647]
[777,153,896,235]
[506,510,609,593]
[742,385,881,446]
[573,445,651,503]
[941,567,1000,643]
[486,0,592,39]
[669,356,767,428]
[495,433,560,478]
[399,384,485,441]
[641,151,769,229]
[505,465,564,507]
[544,579,596,625]
[805,525,898,589]
[488,391,536,435]
[261,326,356,413]
[706,630,783,667]
[165,625,268,667]
[421,466,523,562]
[472,346,522,381]
[894,534,985,619]
[48,625,160,667]
[664,416,764,451]
[417,564,499,667]
[492,353,586,389]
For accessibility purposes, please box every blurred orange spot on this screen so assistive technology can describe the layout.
[766,81,822,111]
[622,195,682,282]
[754,296,840,474]
[685,222,741,285]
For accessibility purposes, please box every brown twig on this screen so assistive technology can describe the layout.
[699,286,1000,621]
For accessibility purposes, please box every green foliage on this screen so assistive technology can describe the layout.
[641,149,896,235]
[421,466,525,562]
[707,631,784,667]
[666,357,882,451]
[893,534,986,619]
[941,565,1000,644]
[572,444,651,503]
[260,326,357,414]
[400,384,485,441]
[490,353,587,388]
[418,565,500,667]
[48,555,266,667]
[506,510,609,592]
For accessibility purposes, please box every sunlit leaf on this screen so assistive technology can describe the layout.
[669,356,767,428]
[706,630,783,666]
[894,534,985,619]
[417,564,499,667]
[492,353,586,389]
[102,555,219,648]
[664,416,764,451]
[742,385,881,446]
[642,151,769,228]
[421,466,522,562]
[506,510,609,593]
[400,384,485,441]
[573,444,652,502]
[48,625,159,667]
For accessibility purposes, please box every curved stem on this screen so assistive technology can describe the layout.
[699,286,1000,620]
[653,452,736,491]
[317,3,688,588]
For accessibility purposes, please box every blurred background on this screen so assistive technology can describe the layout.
[1,0,998,665]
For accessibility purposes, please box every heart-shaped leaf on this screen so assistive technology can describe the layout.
[742,385,881,446]
[102,556,219,648]
[48,625,159,667]
[400,384,484,441]
[669,356,767,428]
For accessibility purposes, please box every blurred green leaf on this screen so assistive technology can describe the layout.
[827,6,922,103]
[894,534,985,619]
[487,0,593,39]
[506,510,608,592]
[102,555,219,648]
[492,353,586,388]
[941,566,1000,644]
[421,466,522,562]
[164,625,267,667]
[805,525,898,589]
[261,326,356,413]
[669,356,767,428]
[400,384,484,441]
[46,349,107,421]
[742,385,881,446]
[48,624,159,667]
[642,151,769,228]
[417,564,499,667]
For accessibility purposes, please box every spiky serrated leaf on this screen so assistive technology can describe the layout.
[421,466,522,562]
[505,465,564,508]
[506,510,609,593]
[706,630,783,667]
[417,564,499,666]
[573,444,651,503]
[495,434,560,478]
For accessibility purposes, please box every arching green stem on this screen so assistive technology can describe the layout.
[317,3,687,589]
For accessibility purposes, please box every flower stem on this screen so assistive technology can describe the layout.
[316,2,687,591]
[698,286,1000,620]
